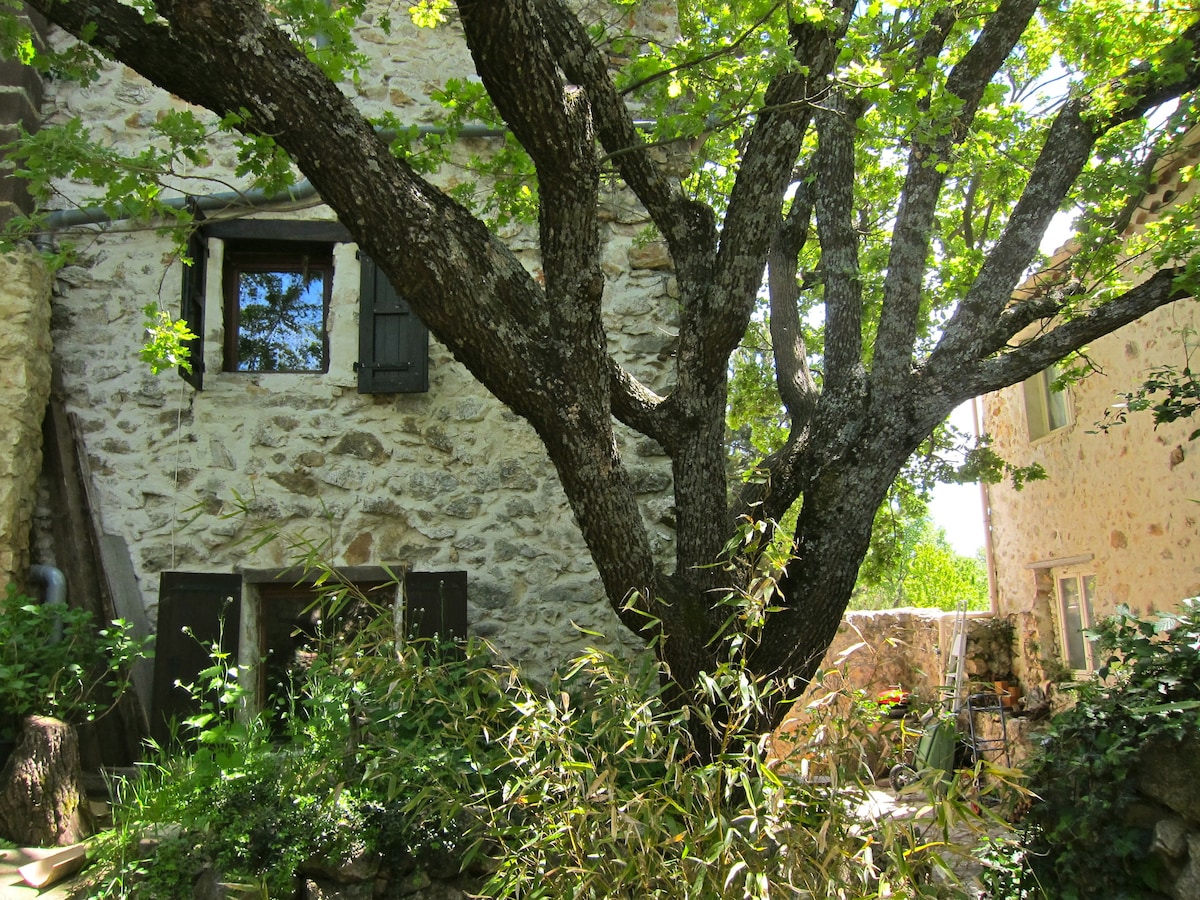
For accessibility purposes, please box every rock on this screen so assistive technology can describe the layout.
[301,877,374,899]
[1169,834,1200,900]
[299,849,381,884]
[1153,817,1191,860]
[1139,734,1200,822]
[193,865,234,900]
[0,716,96,846]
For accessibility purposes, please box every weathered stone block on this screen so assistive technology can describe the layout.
[1139,734,1200,822]
[332,432,389,463]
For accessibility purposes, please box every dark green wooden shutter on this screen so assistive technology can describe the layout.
[403,571,468,642]
[152,572,241,746]
[357,253,429,394]
[179,228,206,390]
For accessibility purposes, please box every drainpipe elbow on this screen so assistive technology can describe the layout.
[28,564,67,642]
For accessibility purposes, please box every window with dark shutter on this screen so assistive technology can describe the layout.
[404,570,468,642]
[179,227,206,390]
[152,572,242,746]
[357,253,429,394]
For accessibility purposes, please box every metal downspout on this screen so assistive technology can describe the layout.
[28,563,67,642]
[32,121,659,237]
[971,397,1000,615]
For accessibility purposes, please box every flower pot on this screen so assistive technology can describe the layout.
[994,680,1022,710]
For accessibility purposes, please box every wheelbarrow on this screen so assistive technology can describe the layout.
[888,709,958,790]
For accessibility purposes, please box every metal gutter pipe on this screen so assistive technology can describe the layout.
[34,121,660,236]
[37,124,512,234]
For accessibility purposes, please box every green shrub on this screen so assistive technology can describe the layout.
[0,582,150,733]
[83,571,1001,898]
[1006,600,1200,898]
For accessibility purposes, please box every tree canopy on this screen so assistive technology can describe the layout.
[4,0,1200,741]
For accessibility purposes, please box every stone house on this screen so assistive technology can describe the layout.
[0,3,680,751]
[982,134,1200,687]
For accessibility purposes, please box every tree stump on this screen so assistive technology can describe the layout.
[0,716,96,846]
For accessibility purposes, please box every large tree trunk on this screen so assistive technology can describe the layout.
[0,716,96,846]
[19,0,1200,768]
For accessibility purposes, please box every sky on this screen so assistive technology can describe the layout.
[924,209,1084,559]
[928,400,988,557]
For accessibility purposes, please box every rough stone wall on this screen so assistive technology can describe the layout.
[0,247,52,588]
[774,608,1020,772]
[0,5,46,227]
[805,608,1015,704]
[983,157,1200,685]
[29,6,681,680]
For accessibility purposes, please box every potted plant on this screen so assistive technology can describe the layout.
[876,686,912,718]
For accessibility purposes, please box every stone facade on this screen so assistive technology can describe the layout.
[7,5,681,692]
[982,140,1200,687]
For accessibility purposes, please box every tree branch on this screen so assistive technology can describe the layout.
[872,0,1039,386]
[701,1,853,376]
[966,267,1192,398]
[929,18,1200,375]
[535,0,717,281]
[769,178,818,427]
[814,91,866,393]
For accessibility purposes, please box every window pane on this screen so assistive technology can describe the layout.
[1023,374,1049,439]
[1024,367,1071,440]
[236,269,326,372]
[1059,576,1088,670]
[1045,370,1071,431]
[1081,575,1098,667]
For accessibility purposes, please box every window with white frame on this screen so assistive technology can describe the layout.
[177,219,429,393]
[1057,572,1098,671]
[1023,365,1072,441]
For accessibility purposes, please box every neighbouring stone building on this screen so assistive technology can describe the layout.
[0,2,681,746]
[982,134,1200,687]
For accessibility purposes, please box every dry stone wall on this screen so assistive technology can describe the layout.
[773,608,1026,773]
[29,6,680,680]
[0,248,52,588]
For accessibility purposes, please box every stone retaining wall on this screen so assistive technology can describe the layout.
[0,248,52,589]
[775,607,1025,771]
[808,607,1015,706]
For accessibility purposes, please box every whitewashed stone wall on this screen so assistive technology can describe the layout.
[983,147,1200,685]
[30,5,681,678]
[0,248,52,588]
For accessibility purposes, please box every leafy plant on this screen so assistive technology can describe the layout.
[77,549,1010,899]
[138,302,196,375]
[1006,600,1200,897]
[0,582,150,735]
[80,625,377,898]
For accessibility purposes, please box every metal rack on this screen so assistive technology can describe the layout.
[965,690,1011,767]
